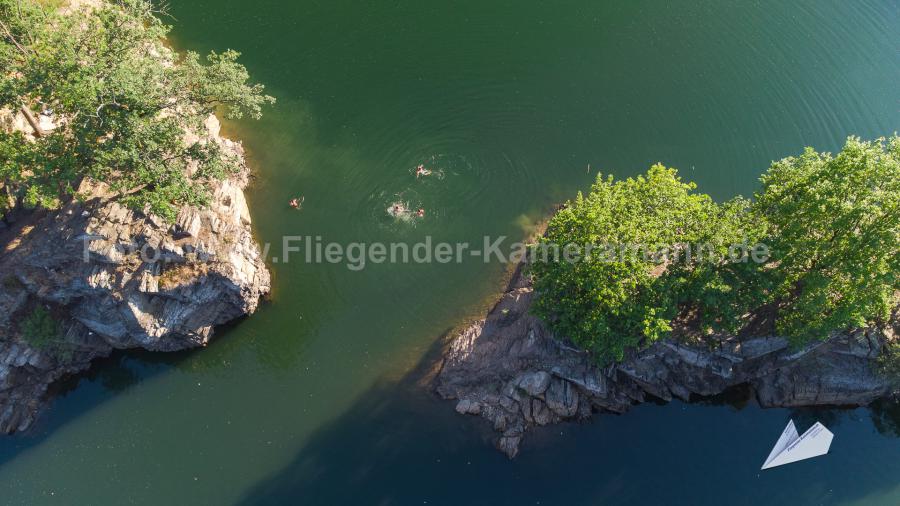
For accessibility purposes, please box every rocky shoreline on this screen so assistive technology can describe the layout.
[433,263,898,458]
[0,114,270,433]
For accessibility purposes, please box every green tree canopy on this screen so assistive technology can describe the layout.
[755,136,900,344]
[0,0,274,221]
[529,164,762,363]
[530,136,899,365]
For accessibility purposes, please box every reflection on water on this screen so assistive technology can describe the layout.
[870,400,900,438]
[693,384,900,440]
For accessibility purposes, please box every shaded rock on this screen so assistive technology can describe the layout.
[545,378,579,417]
[531,399,553,426]
[455,399,482,415]
[516,371,551,396]
[497,435,521,458]
[432,263,897,458]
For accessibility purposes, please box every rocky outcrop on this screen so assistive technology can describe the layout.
[0,115,270,433]
[433,264,898,458]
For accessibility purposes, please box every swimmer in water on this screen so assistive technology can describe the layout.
[416,208,425,218]
[415,164,432,178]
[289,196,304,209]
[389,202,408,217]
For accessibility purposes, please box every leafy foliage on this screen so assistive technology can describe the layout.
[20,305,58,347]
[0,0,274,221]
[660,196,772,336]
[754,136,900,344]
[19,305,72,360]
[529,165,761,363]
[530,137,900,365]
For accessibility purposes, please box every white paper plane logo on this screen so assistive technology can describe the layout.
[761,419,834,470]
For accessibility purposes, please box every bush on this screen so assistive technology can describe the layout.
[20,306,72,360]
[21,306,61,349]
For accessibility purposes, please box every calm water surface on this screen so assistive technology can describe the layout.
[1,1,899,504]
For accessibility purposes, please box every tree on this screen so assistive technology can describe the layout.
[530,137,900,366]
[660,195,771,336]
[0,0,274,221]
[529,164,761,363]
[754,136,900,344]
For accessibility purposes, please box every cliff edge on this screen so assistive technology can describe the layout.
[0,114,270,433]
[433,264,898,457]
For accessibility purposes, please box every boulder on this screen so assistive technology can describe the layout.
[516,371,551,396]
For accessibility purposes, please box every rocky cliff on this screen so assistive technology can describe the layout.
[0,114,270,433]
[433,264,898,458]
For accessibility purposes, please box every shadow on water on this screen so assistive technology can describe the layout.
[692,384,849,430]
[236,339,900,506]
[0,317,254,471]
[234,334,511,506]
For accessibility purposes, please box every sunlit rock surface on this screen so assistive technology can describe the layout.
[0,115,270,433]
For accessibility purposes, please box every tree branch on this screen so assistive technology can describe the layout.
[0,19,44,137]
[19,105,44,138]
[0,18,28,56]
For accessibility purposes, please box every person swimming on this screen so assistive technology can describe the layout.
[416,208,425,217]
[289,196,304,209]
[415,164,432,178]
[388,202,408,217]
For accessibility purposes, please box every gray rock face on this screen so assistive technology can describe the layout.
[0,115,270,433]
[433,265,898,458]
[516,371,551,396]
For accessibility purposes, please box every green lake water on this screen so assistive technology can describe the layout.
[2,0,899,504]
